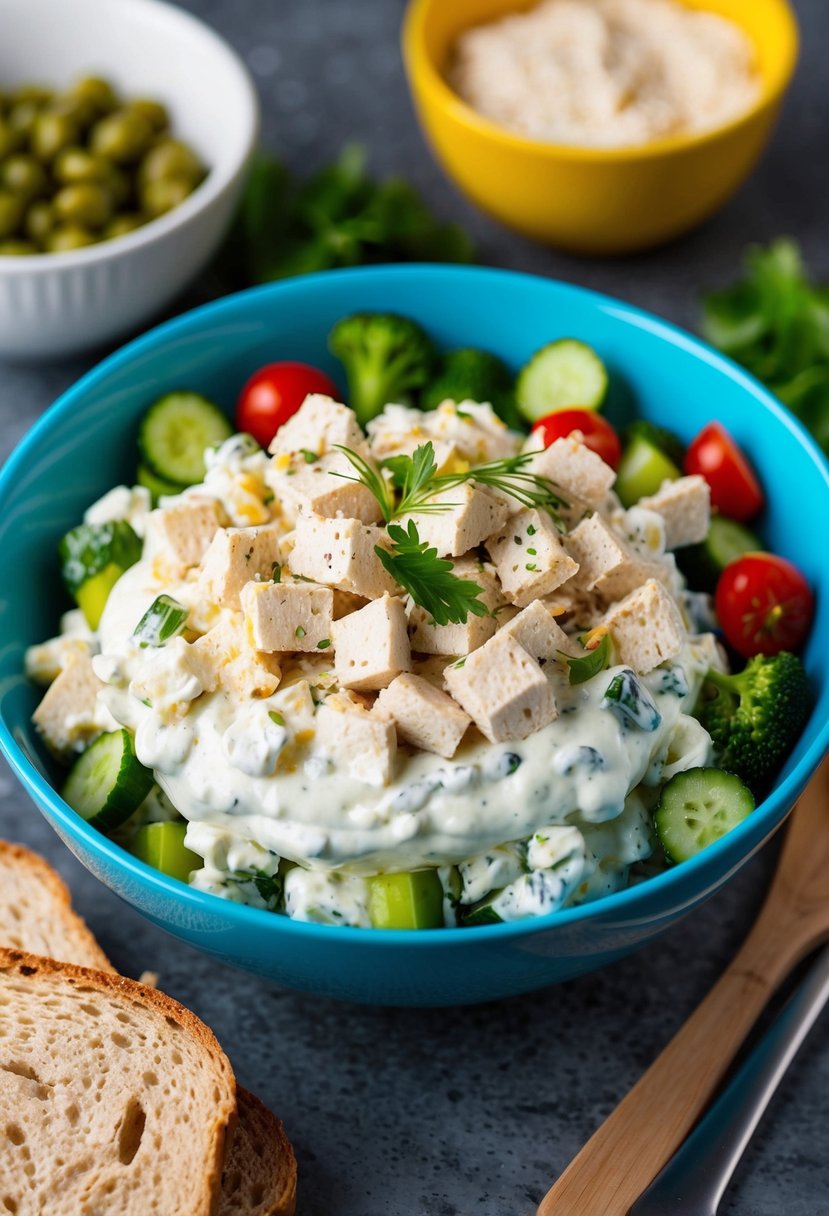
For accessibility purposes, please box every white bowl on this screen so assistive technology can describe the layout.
[0,0,259,359]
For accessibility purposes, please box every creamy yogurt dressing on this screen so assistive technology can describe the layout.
[97,556,711,879]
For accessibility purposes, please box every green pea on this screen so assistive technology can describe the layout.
[45,223,96,252]
[53,146,105,184]
[139,138,203,187]
[103,213,146,240]
[127,99,169,133]
[0,238,37,255]
[70,76,118,116]
[11,84,53,107]
[90,109,153,164]
[0,190,24,237]
[0,154,48,201]
[24,200,54,244]
[8,100,40,139]
[140,176,194,218]
[0,117,22,159]
[53,182,113,229]
[31,109,79,161]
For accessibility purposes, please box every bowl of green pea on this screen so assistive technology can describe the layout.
[0,0,258,359]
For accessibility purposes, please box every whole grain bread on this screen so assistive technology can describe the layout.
[0,840,115,971]
[222,1088,297,1216]
[0,843,297,1215]
[0,947,237,1216]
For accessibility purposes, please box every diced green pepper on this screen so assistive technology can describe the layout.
[368,869,444,929]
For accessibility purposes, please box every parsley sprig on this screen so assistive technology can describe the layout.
[334,440,568,524]
[375,520,489,626]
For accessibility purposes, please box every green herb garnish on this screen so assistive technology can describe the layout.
[335,440,567,525]
[375,520,489,626]
[559,632,611,686]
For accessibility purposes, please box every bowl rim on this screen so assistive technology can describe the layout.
[1,262,828,948]
[0,0,259,273]
[402,0,800,163]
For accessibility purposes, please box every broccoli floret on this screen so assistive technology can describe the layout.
[695,652,810,792]
[328,312,436,427]
[420,347,522,428]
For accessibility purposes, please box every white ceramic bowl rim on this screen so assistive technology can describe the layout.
[0,0,259,273]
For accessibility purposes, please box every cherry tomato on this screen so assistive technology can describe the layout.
[715,553,813,658]
[530,408,622,469]
[684,422,764,522]
[236,361,340,448]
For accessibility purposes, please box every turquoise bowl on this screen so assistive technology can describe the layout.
[1,266,827,1006]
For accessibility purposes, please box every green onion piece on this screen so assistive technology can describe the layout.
[133,594,189,648]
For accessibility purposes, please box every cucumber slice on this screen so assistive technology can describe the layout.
[138,391,232,486]
[654,767,755,864]
[62,729,154,832]
[59,521,142,629]
[516,339,608,422]
[615,433,681,507]
[461,899,503,927]
[136,462,186,504]
[131,821,199,883]
[367,870,444,929]
[678,516,764,592]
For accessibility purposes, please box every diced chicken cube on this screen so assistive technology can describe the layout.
[400,482,508,558]
[241,580,334,654]
[411,654,455,690]
[377,673,470,758]
[564,515,667,604]
[288,515,398,600]
[523,436,616,509]
[266,450,383,525]
[191,615,281,699]
[602,579,686,674]
[638,476,711,549]
[268,394,365,457]
[333,594,410,690]
[32,652,104,757]
[198,523,284,607]
[486,508,578,606]
[315,692,397,785]
[497,599,572,661]
[145,499,222,574]
[408,557,503,656]
[444,630,556,743]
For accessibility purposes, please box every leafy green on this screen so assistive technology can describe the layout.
[217,146,473,288]
[375,520,489,626]
[335,440,569,525]
[560,632,611,685]
[701,239,829,456]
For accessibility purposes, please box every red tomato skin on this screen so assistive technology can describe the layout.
[530,408,622,469]
[715,553,813,658]
[236,362,340,448]
[684,422,764,521]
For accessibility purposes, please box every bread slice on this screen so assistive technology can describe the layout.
[221,1088,297,1216]
[0,840,115,972]
[0,948,237,1216]
[0,843,297,1215]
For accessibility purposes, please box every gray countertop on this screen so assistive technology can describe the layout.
[1,2,827,1212]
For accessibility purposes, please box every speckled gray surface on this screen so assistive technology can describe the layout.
[1,1,827,1212]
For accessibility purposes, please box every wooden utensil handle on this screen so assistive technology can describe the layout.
[537,894,816,1216]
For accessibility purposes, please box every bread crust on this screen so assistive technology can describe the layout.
[223,1087,298,1216]
[0,947,237,1216]
[0,840,115,972]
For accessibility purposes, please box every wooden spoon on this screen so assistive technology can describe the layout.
[537,755,829,1216]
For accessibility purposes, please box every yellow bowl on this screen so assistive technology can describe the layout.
[402,0,798,254]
